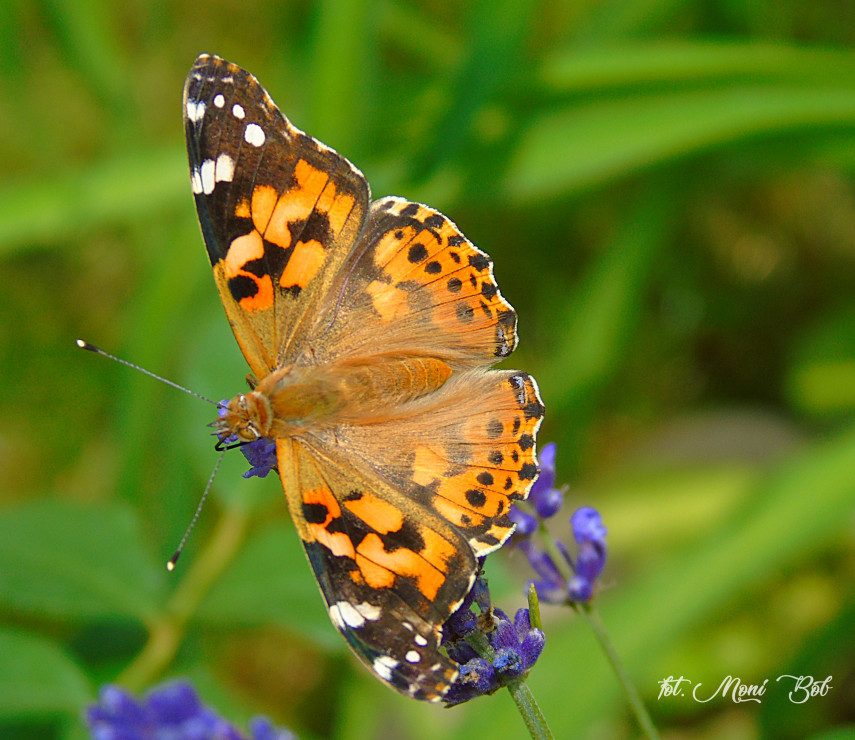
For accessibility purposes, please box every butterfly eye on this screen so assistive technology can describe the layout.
[237,425,260,442]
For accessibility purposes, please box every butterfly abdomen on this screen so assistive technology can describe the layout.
[332,355,453,420]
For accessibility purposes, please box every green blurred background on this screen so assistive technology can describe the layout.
[2,1,855,738]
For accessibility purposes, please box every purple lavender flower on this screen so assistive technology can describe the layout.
[240,437,278,478]
[85,680,295,740]
[441,575,545,706]
[529,443,565,518]
[217,401,278,478]
[510,442,565,536]
[521,507,608,605]
[490,608,545,680]
[572,506,608,543]
[508,506,538,537]
[442,658,497,707]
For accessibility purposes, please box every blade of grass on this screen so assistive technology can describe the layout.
[505,86,855,201]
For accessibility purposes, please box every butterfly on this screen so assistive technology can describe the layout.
[182,53,543,701]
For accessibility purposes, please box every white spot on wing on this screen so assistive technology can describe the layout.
[373,655,399,681]
[200,159,215,195]
[244,122,265,147]
[330,602,364,629]
[215,153,234,183]
[185,99,206,123]
[190,168,202,194]
[328,604,345,630]
[213,93,225,108]
[405,650,420,664]
[354,602,381,622]
[414,634,428,646]
[232,103,245,119]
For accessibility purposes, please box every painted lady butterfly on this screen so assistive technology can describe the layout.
[183,54,543,701]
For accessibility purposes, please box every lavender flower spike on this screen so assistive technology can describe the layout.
[85,679,296,740]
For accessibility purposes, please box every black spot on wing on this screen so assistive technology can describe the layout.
[228,274,258,301]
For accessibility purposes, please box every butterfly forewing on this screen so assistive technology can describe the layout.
[184,54,369,376]
[277,437,470,700]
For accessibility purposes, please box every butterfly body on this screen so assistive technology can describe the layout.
[184,54,543,701]
[219,354,454,440]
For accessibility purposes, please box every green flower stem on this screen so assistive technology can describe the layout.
[533,521,660,739]
[118,505,250,691]
[578,604,661,740]
[465,627,554,740]
[527,582,543,630]
[506,679,555,740]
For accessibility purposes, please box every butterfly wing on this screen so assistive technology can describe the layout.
[310,197,519,369]
[277,436,473,701]
[183,54,370,377]
[335,368,544,556]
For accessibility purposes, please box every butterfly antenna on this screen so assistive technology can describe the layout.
[76,339,218,406]
[167,449,227,571]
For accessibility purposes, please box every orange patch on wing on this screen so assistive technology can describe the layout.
[323,190,356,234]
[373,225,415,266]
[441,477,502,517]
[356,533,446,601]
[343,493,405,534]
[419,526,458,570]
[303,486,342,516]
[240,276,274,312]
[295,158,330,199]
[234,198,251,219]
[366,280,409,322]
[250,185,278,233]
[264,196,297,249]
[303,487,355,559]
[412,446,505,520]
[223,231,274,311]
[249,160,355,255]
[279,239,326,290]
[225,231,264,274]
[384,232,442,279]
[349,569,366,585]
[356,552,396,590]
[264,161,331,248]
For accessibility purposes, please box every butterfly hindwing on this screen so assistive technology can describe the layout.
[334,369,544,556]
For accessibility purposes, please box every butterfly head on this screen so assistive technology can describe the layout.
[214,391,273,445]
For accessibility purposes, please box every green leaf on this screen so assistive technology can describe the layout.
[0,500,165,621]
[0,145,185,254]
[505,86,855,201]
[0,628,90,719]
[541,41,855,91]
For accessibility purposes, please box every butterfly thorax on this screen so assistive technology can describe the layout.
[219,355,453,441]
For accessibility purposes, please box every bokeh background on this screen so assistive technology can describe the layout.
[2,1,855,738]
